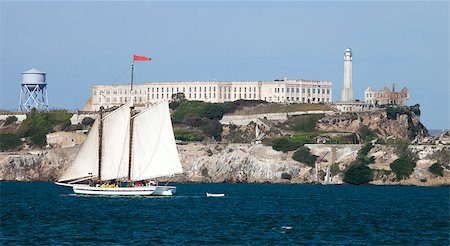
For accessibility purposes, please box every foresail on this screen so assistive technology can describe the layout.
[101,105,131,181]
[58,118,99,182]
[131,101,183,180]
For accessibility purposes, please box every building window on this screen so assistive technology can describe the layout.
[302,88,305,93]
[312,89,316,94]
[287,88,290,93]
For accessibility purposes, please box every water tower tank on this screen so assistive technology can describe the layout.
[22,68,46,89]
[19,68,49,112]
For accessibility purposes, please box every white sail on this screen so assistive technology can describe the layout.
[58,119,99,182]
[131,101,183,180]
[100,105,131,181]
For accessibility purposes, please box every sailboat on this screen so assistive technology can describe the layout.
[55,55,183,196]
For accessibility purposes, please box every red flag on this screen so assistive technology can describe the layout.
[133,55,151,61]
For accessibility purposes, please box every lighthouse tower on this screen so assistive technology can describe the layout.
[341,48,354,102]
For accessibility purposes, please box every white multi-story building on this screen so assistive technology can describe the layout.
[86,79,332,111]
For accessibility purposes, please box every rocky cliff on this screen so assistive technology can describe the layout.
[316,111,428,141]
[1,143,448,186]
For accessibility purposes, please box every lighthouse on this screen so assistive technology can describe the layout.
[341,48,354,102]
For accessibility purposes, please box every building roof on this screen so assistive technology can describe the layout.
[22,68,45,74]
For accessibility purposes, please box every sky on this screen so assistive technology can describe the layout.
[0,1,448,129]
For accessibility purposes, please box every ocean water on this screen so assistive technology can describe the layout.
[1,183,449,245]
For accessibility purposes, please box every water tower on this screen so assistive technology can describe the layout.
[19,68,49,112]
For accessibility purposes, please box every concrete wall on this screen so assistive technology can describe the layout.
[46,131,87,148]
[220,110,334,126]
[0,114,27,122]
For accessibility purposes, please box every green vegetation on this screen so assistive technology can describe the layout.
[343,143,374,185]
[326,134,358,144]
[172,101,209,123]
[0,133,21,151]
[292,146,317,167]
[358,126,375,142]
[428,163,444,177]
[343,164,373,185]
[385,104,421,120]
[174,129,204,142]
[390,155,416,180]
[286,114,324,132]
[16,109,73,148]
[81,117,95,127]
[330,163,341,176]
[270,133,316,152]
[281,172,292,180]
[4,116,18,126]
[29,130,47,147]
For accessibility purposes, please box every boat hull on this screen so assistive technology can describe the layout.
[152,186,177,196]
[72,185,156,196]
[206,193,225,197]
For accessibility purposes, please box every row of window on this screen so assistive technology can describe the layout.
[94,85,331,97]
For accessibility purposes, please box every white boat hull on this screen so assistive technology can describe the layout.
[72,185,156,196]
[152,186,177,196]
[206,193,225,197]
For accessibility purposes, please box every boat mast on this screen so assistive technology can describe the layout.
[127,60,135,185]
[98,105,104,181]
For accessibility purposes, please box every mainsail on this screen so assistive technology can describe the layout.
[58,118,100,182]
[131,101,183,180]
[100,105,131,181]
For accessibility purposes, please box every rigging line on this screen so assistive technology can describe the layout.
[110,65,132,84]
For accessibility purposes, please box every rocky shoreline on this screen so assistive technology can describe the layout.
[1,143,448,186]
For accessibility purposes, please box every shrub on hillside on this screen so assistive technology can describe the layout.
[81,117,95,127]
[271,138,302,153]
[200,118,222,141]
[172,101,206,123]
[359,126,375,142]
[357,143,373,162]
[390,155,416,180]
[64,124,83,132]
[174,129,204,142]
[428,163,444,177]
[330,163,341,176]
[4,116,18,126]
[292,146,317,167]
[30,130,47,148]
[343,143,374,185]
[18,109,72,140]
[287,114,324,132]
[343,162,373,185]
[182,116,204,127]
[281,172,292,180]
[201,104,224,120]
[0,133,21,151]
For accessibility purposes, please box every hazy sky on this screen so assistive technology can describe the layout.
[0,1,448,129]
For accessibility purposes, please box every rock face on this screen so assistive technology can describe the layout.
[0,147,78,181]
[1,143,448,186]
[316,111,428,140]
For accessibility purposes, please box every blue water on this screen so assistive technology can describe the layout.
[1,183,449,245]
